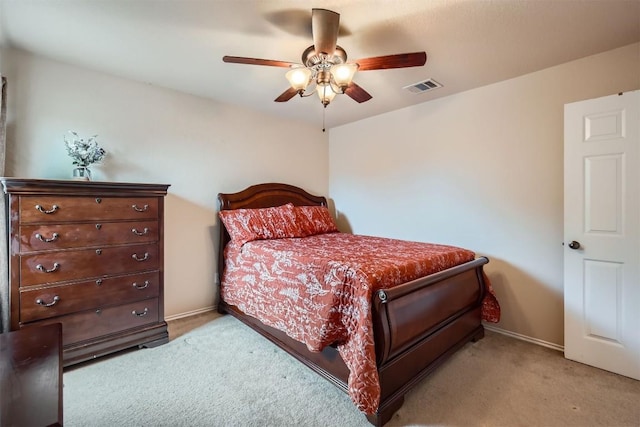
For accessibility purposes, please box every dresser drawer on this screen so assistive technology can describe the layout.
[20,220,159,252]
[19,271,160,322]
[20,243,159,286]
[19,196,158,223]
[33,298,160,346]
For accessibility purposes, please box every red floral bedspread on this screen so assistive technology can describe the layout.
[221,232,500,414]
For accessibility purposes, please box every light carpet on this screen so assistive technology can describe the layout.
[63,313,639,426]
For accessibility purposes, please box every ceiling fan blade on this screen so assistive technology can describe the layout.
[274,87,299,102]
[344,82,373,103]
[354,52,427,71]
[312,8,340,55]
[223,56,298,68]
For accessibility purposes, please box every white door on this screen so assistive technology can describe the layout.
[564,90,640,380]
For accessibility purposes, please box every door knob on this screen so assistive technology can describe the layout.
[568,240,581,250]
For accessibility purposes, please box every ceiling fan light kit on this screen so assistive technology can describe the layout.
[223,8,427,126]
[285,61,359,106]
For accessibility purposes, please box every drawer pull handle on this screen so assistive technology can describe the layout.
[132,204,149,213]
[132,308,149,317]
[132,252,149,262]
[96,279,103,286]
[96,223,102,230]
[36,262,60,273]
[132,227,149,236]
[35,295,60,307]
[35,204,59,214]
[95,197,102,204]
[35,232,59,243]
[133,280,150,290]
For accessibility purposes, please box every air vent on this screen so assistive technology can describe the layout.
[403,78,442,94]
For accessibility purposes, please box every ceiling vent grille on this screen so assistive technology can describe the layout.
[403,78,442,94]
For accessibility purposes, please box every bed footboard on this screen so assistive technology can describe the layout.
[373,257,488,364]
[367,257,488,426]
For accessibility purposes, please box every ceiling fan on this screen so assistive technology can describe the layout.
[222,8,427,109]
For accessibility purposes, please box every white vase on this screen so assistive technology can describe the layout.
[72,166,91,181]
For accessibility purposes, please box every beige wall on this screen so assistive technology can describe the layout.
[328,43,640,347]
[1,47,329,318]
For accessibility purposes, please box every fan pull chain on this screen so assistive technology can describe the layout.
[322,105,326,132]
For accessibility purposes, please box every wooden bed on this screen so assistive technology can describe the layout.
[217,183,490,426]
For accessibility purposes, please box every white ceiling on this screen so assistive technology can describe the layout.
[0,0,639,129]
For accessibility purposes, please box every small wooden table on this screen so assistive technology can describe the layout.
[1,323,63,426]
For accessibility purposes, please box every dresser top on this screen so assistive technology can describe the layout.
[1,178,170,196]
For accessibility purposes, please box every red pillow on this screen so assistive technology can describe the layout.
[218,203,299,246]
[294,205,339,237]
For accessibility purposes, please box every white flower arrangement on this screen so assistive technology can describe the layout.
[64,131,106,167]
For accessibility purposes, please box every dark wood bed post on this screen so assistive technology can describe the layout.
[217,183,489,426]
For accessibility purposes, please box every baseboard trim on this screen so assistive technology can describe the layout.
[165,306,216,322]
[483,323,564,352]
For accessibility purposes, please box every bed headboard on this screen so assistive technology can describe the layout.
[216,183,328,283]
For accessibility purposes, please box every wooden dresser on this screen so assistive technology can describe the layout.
[1,178,170,366]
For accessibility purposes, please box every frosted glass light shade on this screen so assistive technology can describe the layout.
[285,67,312,91]
[330,63,358,88]
[317,83,336,105]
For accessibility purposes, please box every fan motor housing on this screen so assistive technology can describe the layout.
[303,45,347,68]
